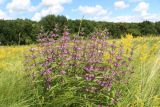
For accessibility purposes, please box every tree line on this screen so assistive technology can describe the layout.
[0,14,160,45]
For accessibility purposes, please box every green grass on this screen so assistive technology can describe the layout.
[118,40,160,107]
[0,46,32,107]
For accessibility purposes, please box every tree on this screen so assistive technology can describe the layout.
[155,21,160,35]
[139,21,157,35]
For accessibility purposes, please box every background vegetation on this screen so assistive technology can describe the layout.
[0,15,160,45]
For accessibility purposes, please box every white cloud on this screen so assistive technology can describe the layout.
[134,2,149,16]
[114,1,129,9]
[142,14,160,22]
[106,14,160,22]
[32,0,72,21]
[41,0,72,7]
[111,15,142,22]
[32,5,63,21]
[128,0,145,3]
[77,5,108,16]
[0,10,10,19]
[6,0,37,13]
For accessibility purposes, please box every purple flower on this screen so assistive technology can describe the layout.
[46,77,52,82]
[128,57,132,61]
[100,82,107,87]
[63,50,69,54]
[47,57,54,62]
[32,55,36,59]
[60,70,66,75]
[60,44,67,50]
[96,80,107,87]
[114,62,120,67]
[109,51,115,55]
[116,55,122,61]
[63,31,70,36]
[42,68,52,75]
[110,44,116,49]
[84,66,94,72]
[51,34,57,37]
[84,74,95,81]
[73,46,81,50]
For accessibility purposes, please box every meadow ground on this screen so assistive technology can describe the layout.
[0,36,160,107]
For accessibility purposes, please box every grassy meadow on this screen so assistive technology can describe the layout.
[0,35,160,107]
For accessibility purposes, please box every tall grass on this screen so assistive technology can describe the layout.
[118,40,160,107]
[0,46,32,107]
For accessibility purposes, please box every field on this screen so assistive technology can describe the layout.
[0,35,160,107]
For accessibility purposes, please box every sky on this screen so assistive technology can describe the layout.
[0,0,160,22]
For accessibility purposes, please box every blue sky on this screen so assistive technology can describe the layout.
[0,0,160,22]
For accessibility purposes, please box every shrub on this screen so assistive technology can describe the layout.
[24,28,134,107]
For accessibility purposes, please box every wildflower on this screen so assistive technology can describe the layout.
[116,55,122,61]
[84,74,95,81]
[84,66,94,72]
[110,44,116,49]
[96,80,108,87]
[60,70,66,75]
[63,31,70,36]
[109,51,115,55]
[42,68,52,75]
[32,55,36,59]
[114,62,120,67]
[51,33,57,37]
[47,57,54,62]
[46,77,52,82]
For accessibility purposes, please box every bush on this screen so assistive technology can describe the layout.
[24,29,134,106]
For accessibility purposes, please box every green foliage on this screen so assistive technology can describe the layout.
[1,15,160,45]
[0,19,40,45]
[139,21,157,35]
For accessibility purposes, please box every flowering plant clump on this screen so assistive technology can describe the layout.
[25,27,134,106]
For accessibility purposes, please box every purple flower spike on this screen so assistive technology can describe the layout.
[46,77,52,82]
[116,55,122,61]
[32,55,36,59]
[84,74,95,81]
[96,80,107,87]
[114,63,120,67]
[63,31,70,36]
[84,66,94,72]
[60,70,66,75]
[128,57,132,61]
[51,34,57,37]
[47,57,54,62]
[110,44,116,49]
[43,68,52,75]
[100,81,107,87]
